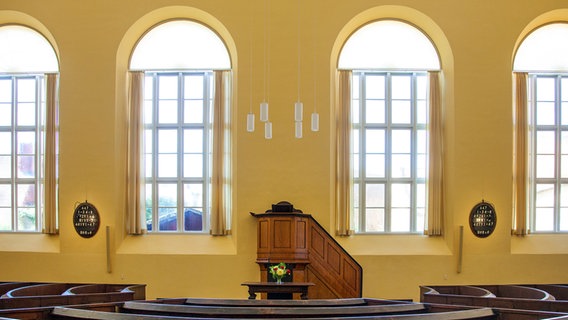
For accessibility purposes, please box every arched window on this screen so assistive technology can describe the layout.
[337,20,442,234]
[513,23,568,234]
[127,20,231,234]
[0,25,59,233]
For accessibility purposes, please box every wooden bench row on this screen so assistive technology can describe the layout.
[0,282,145,310]
[43,297,568,320]
[2,296,568,320]
[182,297,369,307]
[421,284,568,313]
[123,300,428,317]
[48,302,499,320]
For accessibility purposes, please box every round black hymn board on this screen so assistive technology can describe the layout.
[73,201,100,238]
[469,200,496,238]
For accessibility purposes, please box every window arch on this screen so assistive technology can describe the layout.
[338,20,440,71]
[514,23,568,72]
[130,20,230,70]
[513,22,568,234]
[0,24,59,233]
[0,25,58,73]
[336,19,443,235]
[126,19,231,235]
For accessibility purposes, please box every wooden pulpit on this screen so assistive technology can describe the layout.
[250,202,310,283]
[250,201,363,299]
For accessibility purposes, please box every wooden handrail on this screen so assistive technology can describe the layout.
[305,214,363,298]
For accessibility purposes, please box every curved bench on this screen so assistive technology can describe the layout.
[3,283,77,298]
[0,283,35,297]
[421,285,495,298]
[62,284,146,300]
[0,283,145,309]
[532,285,568,301]
[183,297,368,307]
[480,285,554,300]
[421,284,568,312]
[53,304,497,320]
[123,300,427,318]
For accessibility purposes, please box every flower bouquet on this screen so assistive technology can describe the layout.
[269,262,291,284]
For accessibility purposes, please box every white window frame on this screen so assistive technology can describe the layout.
[351,71,428,233]
[527,73,568,233]
[0,74,46,232]
[143,71,213,233]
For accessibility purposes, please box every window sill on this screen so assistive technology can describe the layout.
[0,233,60,253]
[117,233,236,255]
[511,233,568,254]
[336,234,451,256]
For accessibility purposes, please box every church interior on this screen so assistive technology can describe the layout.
[1,0,568,317]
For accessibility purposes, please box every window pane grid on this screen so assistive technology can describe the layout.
[144,72,211,233]
[353,71,427,233]
[0,75,44,232]
[529,74,568,232]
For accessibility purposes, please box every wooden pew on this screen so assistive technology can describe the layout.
[4,283,78,298]
[63,284,147,301]
[421,286,495,299]
[0,283,36,297]
[121,297,568,320]
[121,300,428,317]
[478,285,554,300]
[51,305,498,320]
[421,285,568,313]
[182,297,368,307]
[0,283,145,309]
[530,285,568,301]
[0,302,122,320]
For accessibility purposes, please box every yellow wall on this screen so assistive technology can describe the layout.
[1,0,568,301]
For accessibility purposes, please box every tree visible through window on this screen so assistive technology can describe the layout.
[130,20,231,233]
[0,25,59,232]
[143,72,213,231]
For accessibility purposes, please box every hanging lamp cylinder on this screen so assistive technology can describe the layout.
[260,102,269,122]
[264,121,272,139]
[311,112,319,132]
[295,121,302,139]
[294,102,303,121]
[247,113,255,132]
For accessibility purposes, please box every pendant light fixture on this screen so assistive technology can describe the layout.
[247,0,319,139]
[294,0,303,139]
[248,0,271,138]
[261,0,272,139]
[311,0,319,132]
[247,9,255,133]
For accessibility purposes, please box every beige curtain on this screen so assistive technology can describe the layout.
[210,70,231,236]
[512,72,528,236]
[336,70,353,236]
[426,71,444,236]
[126,71,145,235]
[43,73,59,235]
